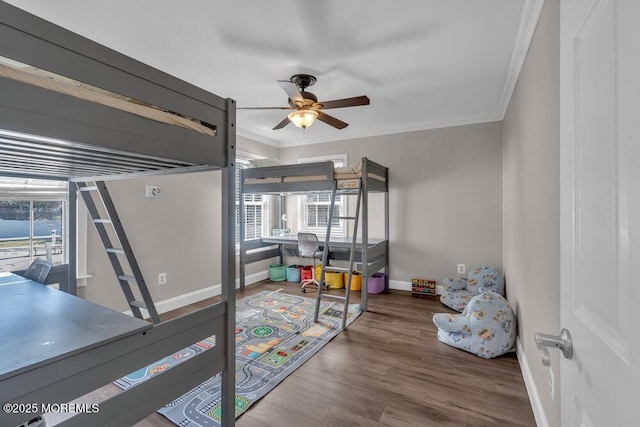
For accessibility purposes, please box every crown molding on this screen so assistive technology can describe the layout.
[274,113,503,148]
[236,127,283,148]
[237,112,502,149]
[497,0,546,118]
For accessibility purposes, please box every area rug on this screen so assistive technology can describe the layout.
[115,290,360,426]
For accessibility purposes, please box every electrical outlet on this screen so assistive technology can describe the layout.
[549,367,555,400]
[457,264,466,274]
[158,272,167,285]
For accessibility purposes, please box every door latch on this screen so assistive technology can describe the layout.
[534,329,573,366]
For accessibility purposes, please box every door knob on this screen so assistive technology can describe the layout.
[534,329,573,366]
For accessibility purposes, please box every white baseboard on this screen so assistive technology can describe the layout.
[516,337,549,427]
[124,284,221,317]
[389,279,411,291]
[389,279,445,295]
[123,270,268,317]
[241,270,268,288]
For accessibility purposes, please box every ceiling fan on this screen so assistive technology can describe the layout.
[239,74,370,130]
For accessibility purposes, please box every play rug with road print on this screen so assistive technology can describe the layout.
[115,290,360,426]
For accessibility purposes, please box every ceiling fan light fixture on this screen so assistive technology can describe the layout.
[288,109,318,129]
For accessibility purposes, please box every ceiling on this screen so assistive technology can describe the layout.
[5,0,543,148]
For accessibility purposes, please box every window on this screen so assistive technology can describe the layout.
[298,154,346,238]
[242,193,269,240]
[0,177,68,271]
[236,156,271,246]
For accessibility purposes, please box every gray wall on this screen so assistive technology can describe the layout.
[502,0,560,425]
[79,170,222,310]
[280,121,504,286]
[79,135,278,311]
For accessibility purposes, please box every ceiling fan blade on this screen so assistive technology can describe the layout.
[319,95,370,110]
[277,80,304,103]
[317,111,348,129]
[237,106,293,110]
[273,116,291,130]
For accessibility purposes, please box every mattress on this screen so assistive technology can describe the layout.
[0,58,216,137]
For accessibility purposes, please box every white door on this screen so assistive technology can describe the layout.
[560,0,639,425]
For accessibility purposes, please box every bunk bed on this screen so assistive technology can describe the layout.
[0,3,236,426]
[239,157,389,311]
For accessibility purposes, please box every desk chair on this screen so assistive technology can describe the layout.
[23,259,53,284]
[298,232,323,293]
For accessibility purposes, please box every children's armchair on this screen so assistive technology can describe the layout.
[433,290,516,359]
[440,266,504,312]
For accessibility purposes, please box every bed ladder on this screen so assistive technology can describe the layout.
[314,180,362,330]
[76,181,161,324]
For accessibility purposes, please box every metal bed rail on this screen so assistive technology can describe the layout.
[241,161,335,194]
[361,158,388,193]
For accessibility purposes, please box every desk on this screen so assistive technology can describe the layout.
[0,274,151,382]
[0,272,227,426]
[241,235,389,309]
[261,235,384,249]
[0,273,153,426]
[0,271,30,286]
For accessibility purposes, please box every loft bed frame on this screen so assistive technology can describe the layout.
[239,157,389,311]
[0,3,236,427]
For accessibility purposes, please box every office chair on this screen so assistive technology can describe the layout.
[297,232,324,293]
[23,259,53,284]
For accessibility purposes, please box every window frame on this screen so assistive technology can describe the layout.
[0,176,68,271]
[297,154,347,238]
[236,155,271,249]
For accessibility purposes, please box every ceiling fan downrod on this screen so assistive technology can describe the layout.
[290,74,317,92]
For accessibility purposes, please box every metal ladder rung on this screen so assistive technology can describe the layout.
[322,294,346,300]
[129,300,147,309]
[325,266,350,273]
[314,181,363,330]
[77,180,160,325]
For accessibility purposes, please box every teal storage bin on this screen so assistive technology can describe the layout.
[286,265,302,282]
[268,264,287,282]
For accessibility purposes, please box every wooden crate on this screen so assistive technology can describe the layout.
[411,278,437,298]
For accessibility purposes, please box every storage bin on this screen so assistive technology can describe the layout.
[326,271,344,289]
[268,264,287,282]
[286,265,302,282]
[314,264,344,288]
[301,265,314,282]
[367,272,386,294]
[344,271,362,291]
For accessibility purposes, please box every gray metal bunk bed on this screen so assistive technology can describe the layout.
[239,157,389,311]
[0,3,236,426]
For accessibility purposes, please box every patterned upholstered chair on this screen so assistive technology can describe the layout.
[440,266,504,312]
[433,291,516,359]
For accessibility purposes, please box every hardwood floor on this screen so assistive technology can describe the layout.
[137,281,536,427]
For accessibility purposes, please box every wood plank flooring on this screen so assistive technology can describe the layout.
[138,281,536,427]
